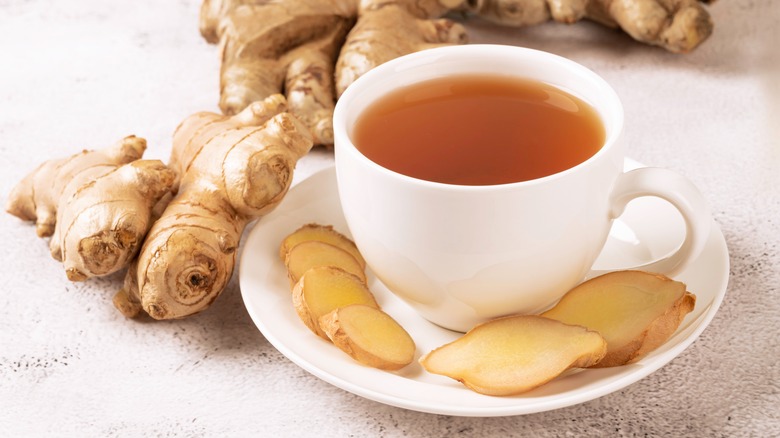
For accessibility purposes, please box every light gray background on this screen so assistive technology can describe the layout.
[1,1,778,436]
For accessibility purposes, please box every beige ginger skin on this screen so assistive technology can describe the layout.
[467,0,714,54]
[113,95,313,320]
[201,0,357,146]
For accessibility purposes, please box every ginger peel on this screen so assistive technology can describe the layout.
[6,136,175,281]
[115,94,313,320]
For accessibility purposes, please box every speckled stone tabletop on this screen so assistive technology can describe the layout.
[1,1,778,436]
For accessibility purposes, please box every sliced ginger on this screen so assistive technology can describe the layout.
[320,304,416,371]
[420,315,607,396]
[541,270,696,367]
[292,266,378,339]
[282,224,416,370]
[284,240,366,285]
[279,223,366,269]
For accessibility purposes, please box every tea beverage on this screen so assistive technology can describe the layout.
[334,45,711,332]
[353,75,605,185]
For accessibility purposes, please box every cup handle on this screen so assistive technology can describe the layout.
[590,167,712,278]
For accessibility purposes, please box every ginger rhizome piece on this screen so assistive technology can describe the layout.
[6,136,175,281]
[419,315,607,396]
[200,0,357,146]
[462,0,713,54]
[114,95,313,320]
[333,0,469,98]
[320,304,417,371]
[292,266,379,339]
[199,0,469,146]
[279,223,366,269]
[541,270,696,367]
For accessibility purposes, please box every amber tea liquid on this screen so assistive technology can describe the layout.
[352,74,605,185]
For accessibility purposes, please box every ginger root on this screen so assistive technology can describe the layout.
[420,315,607,396]
[200,0,357,146]
[6,136,174,281]
[462,0,714,53]
[199,0,469,146]
[541,270,696,367]
[114,94,313,319]
[334,1,469,98]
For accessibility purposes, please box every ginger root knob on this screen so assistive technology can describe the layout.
[117,95,314,320]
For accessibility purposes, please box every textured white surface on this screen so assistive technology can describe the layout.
[1,1,778,436]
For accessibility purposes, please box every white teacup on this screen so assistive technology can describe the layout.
[333,44,711,332]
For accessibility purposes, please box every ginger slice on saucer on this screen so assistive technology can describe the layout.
[279,223,366,269]
[320,304,416,371]
[284,240,366,286]
[541,270,696,367]
[420,315,606,396]
[292,266,378,339]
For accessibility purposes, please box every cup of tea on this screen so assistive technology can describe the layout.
[333,44,711,332]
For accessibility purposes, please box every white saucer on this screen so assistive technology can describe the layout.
[238,162,729,417]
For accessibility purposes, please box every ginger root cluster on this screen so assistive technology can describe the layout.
[8,95,313,320]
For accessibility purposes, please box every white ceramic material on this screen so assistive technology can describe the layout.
[238,165,729,417]
[333,45,712,331]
